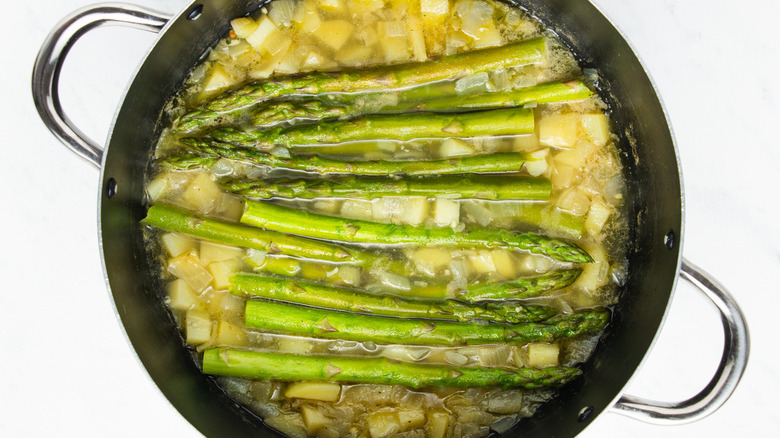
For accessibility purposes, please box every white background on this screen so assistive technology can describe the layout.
[2,0,777,436]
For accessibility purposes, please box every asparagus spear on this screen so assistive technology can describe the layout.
[170,138,533,176]
[244,299,609,345]
[142,204,362,264]
[231,273,558,323]
[241,201,592,263]
[221,175,551,200]
[209,107,535,147]
[202,349,582,389]
[462,269,582,301]
[175,38,546,132]
[249,80,592,126]
[247,255,581,301]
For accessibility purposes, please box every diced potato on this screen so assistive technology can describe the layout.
[585,199,611,236]
[398,409,426,430]
[557,188,591,216]
[380,36,410,63]
[421,0,449,20]
[200,241,243,265]
[554,140,596,168]
[341,199,374,221]
[319,0,346,13]
[412,247,451,276]
[472,25,503,48]
[538,113,579,148]
[168,253,213,293]
[278,336,314,354]
[491,250,516,279]
[301,405,332,434]
[524,148,549,177]
[470,250,496,274]
[231,17,259,38]
[337,265,362,286]
[513,133,539,152]
[167,279,199,311]
[439,138,474,158]
[371,197,402,223]
[245,16,281,52]
[426,412,449,438]
[301,2,322,32]
[367,411,401,438]
[576,243,609,293]
[180,172,222,214]
[214,320,246,346]
[312,199,341,214]
[348,0,384,14]
[580,113,610,146]
[336,45,373,66]
[185,309,212,345]
[146,174,169,202]
[407,17,427,61]
[202,64,234,94]
[433,198,460,227]
[250,39,292,79]
[208,259,241,290]
[551,163,575,188]
[518,254,552,273]
[527,342,560,368]
[265,413,307,438]
[285,382,341,402]
[400,197,429,226]
[301,49,331,70]
[217,194,245,222]
[161,232,197,257]
[313,20,354,50]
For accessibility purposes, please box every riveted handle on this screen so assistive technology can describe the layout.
[611,258,750,424]
[32,3,172,168]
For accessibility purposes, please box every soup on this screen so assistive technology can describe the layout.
[142,0,629,436]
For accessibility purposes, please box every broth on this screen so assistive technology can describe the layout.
[142,0,629,437]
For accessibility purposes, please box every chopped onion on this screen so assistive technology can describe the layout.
[270,145,291,157]
[477,345,511,366]
[378,271,412,291]
[211,158,235,177]
[268,0,296,27]
[490,415,518,434]
[489,68,511,91]
[462,200,493,226]
[455,72,490,94]
[444,351,469,365]
[603,174,626,206]
[382,20,407,38]
[486,390,525,415]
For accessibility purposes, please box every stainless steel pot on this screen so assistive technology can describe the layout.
[32,1,750,436]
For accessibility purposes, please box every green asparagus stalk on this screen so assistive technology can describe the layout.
[170,137,533,176]
[202,349,581,389]
[221,175,551,200]
[246,255,581,301]
[243,299,609,345]
[249,80,592,126]
[175,38,546,132]
[142,204,363,264]
[231,273,558,323]
[209,107,535,147]
[241,200,592,263]
[462,269,583,301]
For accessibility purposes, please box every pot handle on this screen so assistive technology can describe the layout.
[610,258,749,424]
[32,3,172,169]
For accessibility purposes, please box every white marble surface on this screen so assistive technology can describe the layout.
[2,0,777,436]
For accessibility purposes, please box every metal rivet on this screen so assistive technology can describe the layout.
[187,4,203,20]
[577,406,593,422]
[665,230,675,250]
[106,178,117,199]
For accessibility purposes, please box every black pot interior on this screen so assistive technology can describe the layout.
[98,0,682,436]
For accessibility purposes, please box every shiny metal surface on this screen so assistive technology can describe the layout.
[612,258,750,424]
[31,3,171,168]
[31,0,748,437]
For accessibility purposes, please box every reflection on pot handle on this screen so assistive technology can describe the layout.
[32,3,172,168]
[611,258,750,424]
